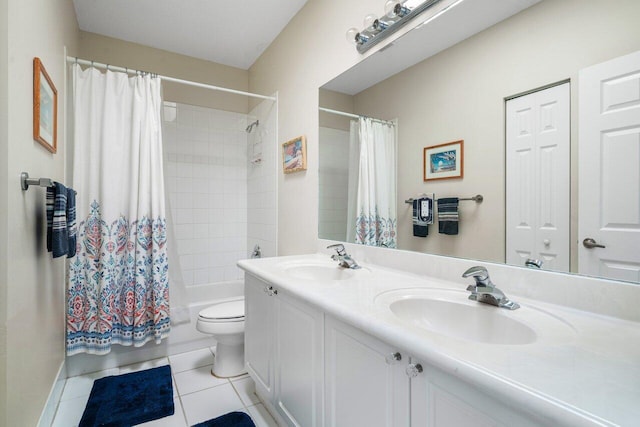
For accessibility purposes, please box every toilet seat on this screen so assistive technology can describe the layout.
[198,300,244,323]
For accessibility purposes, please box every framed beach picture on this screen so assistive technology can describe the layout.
[282,135,307,173]
[33,57,58,153]
[423,140,464,181]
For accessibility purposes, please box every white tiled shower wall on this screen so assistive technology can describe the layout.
[163,103,248,286]
[247,99,278,258]
[319,126,350,241]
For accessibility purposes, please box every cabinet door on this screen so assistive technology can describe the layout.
[411,360,540,427]
[244,274,274,400]
[325,316,409,427]
[275,292,324,427]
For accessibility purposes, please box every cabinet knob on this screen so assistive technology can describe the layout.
[385,352,402,364]
[405,363,423,378]
[266,286,278,296]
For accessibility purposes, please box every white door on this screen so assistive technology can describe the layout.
[244,274,275,400]
[579,50,640,282]
[324,316,409,427]
[410,360,539,427]
[275,292,324,427]
[506,83,570,272]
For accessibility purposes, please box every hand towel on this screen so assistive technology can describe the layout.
[66,187,77,258]
[437,197,459,235]
[47,182,69,258]
[412,197,432,237]
[46,186,55,252]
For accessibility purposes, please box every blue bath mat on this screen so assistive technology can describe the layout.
[192,411,256,427]
[79,365,174,427]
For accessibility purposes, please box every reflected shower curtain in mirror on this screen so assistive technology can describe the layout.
[67,65,170,355]
[354,117,397,248]
[346,120,360,244]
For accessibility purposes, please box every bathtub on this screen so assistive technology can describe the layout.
[65,279,244,377]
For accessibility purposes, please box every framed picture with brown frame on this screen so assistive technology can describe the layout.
[423,140,464,181]
[33,57,58,153]
[282,135,307,173]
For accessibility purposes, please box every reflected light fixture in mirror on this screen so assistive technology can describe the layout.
[346,0,455,53]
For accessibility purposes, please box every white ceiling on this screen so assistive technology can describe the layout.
[73,0,309,70]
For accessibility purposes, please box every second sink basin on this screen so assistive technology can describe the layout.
[375,288,575,346]
[280,261,369,282]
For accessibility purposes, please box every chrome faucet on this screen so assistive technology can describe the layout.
[462,266,519,310]
[327,244,361,269]
[525,258,542,269]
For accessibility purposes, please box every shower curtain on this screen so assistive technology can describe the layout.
[354,117,397,248]
[67,65,170,355]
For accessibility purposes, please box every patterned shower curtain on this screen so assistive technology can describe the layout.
[67,65,170,355]
[354,117,397,248]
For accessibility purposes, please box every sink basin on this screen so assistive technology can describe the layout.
[280,262,369,282]
[376,288,575,345]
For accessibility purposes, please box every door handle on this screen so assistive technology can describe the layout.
[583,238,605,249]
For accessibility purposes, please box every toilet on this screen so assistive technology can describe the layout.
[196,298,246,378]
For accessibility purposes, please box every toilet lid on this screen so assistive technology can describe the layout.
[199,300,244,320]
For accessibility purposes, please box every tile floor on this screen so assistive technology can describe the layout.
[52,347,279,427]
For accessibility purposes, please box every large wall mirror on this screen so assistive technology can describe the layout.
[319,0,640,283]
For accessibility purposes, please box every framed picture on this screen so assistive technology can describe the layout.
[282,135,307,173]
[423,140,464,181]
[33,57,58,153]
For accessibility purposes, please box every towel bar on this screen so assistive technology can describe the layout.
[21,172,54,190]
[404,194,483,204]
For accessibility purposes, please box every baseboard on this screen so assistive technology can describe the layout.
[37,359,67,427]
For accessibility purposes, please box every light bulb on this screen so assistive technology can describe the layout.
[384,0,410,18]
[384,0,399,17]
[363,14,378,29]
[346,28,359,45]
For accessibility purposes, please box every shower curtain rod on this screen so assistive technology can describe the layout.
[66,56,277,101]
[319,107,395,126]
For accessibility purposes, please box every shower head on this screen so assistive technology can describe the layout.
[246,120,259,133]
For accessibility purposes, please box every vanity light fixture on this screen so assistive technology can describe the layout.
[346,0,448,53]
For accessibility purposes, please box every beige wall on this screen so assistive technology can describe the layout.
[319,89,354,131]
[0,0,8,421]
[1,0,79,425]
[249,0,408,255]
[78,32,250,114]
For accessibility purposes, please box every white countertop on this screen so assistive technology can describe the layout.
[238,253,640,427]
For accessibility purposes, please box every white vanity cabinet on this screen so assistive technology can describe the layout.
[244,273,275,400]
[325,316,410,426]
[410,363,540,427]
[246,272,543,427]
[244,273,324,427]
[325,315,541,427]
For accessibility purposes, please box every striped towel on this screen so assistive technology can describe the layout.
[46,182,73,258]
[66,187,77,258]
[412,197,432,237]
[437,197,459,235]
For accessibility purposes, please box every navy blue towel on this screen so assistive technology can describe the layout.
[46,182,77,258]
[66,187,77,258]
[47,182,69,258]
[437,197,459,235]
[412,197,432,237]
